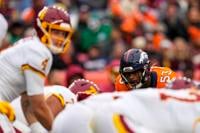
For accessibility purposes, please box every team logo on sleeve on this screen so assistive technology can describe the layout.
[41,58,49,71]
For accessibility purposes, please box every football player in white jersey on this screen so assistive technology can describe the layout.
[0,6,73,131]
[0,13,18,133]
[52,78,103,133]
[52,78,200,133]
[11,85,76,132]
[52,79,125,133]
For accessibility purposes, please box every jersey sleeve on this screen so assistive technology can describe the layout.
[22,45,52,96]
[44,86,76,104]
[151,67,176,88]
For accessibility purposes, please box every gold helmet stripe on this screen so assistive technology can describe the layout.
[38,6,48,20]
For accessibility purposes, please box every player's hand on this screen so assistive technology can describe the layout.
[0,100,15,121]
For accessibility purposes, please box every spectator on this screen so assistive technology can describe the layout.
[7,21,25,44]
[162,2,188,40]
[66,64,84,87]
[83,45,107,70]
[171,37,193,78]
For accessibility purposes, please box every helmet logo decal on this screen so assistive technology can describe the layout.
[139,52,148,64]
[84,86,98,95]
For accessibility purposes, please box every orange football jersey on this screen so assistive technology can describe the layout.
[115,66,176,91]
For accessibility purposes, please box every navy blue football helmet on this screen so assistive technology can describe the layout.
[119,48,150,89]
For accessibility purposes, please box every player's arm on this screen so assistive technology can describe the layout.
[21,47,54,129]
[21,62,53,130]
[45,94,65,117]
[21,93,54,130]
[29,94,54,130]
[21,93,37,124]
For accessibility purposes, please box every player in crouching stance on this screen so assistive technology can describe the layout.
[52,78,200,133]
[52,79,101,133]
[115,48,176,91]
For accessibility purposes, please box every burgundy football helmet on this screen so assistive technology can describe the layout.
[68,79,100,101]
[35,6,73,54]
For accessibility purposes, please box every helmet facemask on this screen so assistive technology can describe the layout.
[37,18,73,54]
[36,6,73,54]
[120,68,143,89]
[120,63,150,89]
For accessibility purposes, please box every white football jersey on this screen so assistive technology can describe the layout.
[80,91,127,110]
[52,88,200,133]
[52,92,129,133]
[0,36,52,101]
[44,85,76,104]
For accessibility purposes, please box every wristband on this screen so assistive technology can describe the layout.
[30,122,48,133]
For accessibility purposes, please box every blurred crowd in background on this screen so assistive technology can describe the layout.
[0,0,199,92]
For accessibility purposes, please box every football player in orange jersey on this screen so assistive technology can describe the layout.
[115,48,176,91]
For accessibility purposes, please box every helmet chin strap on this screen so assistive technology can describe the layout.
[135,82,143,89]
[49,44,63,54]
[122,70,145,90]
[49,35,70,54]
